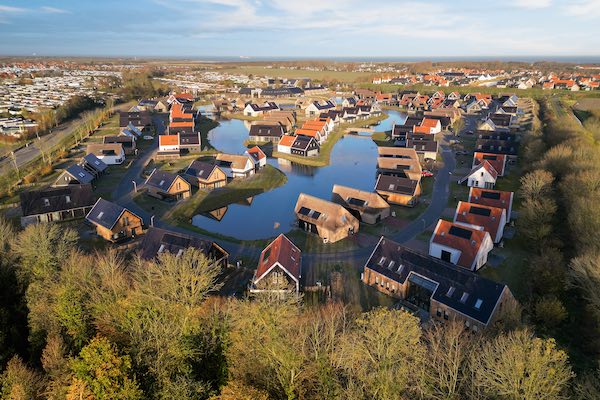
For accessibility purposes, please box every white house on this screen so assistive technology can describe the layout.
[215,153,255,179]
[245,146,267,171]
[454,201,507,244]
[458,161,498,189]
[305,100,336,117]
[158,134,180,153]
[86,143,125,165]
[429,219,494,271]
[277,135,295,154]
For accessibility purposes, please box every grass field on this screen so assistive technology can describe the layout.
[218,65,373,83]
[167,164,287,223]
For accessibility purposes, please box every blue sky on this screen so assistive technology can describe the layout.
[0,0,599,58]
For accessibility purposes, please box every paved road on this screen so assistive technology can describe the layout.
[0,103,132,175]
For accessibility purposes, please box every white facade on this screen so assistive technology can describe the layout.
[429,233,494,271]
[460,166,497,189]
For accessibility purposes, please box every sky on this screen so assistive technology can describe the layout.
[0,0,599,59]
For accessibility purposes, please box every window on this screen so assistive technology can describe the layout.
[446,286,455,297]
[43,198,50,206]
[460,292,469,303]
[375,276,379,284]
[444,311,449,320]
[378,257,386,265]
[465,320,470,328]
[123,216,129,226]
[436,309,442,317]
[97,211,104,219]
[474,299,483,310]
[65,195,71,203]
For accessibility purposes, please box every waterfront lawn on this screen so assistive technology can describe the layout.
[273,113,388,167]
[167,164,287,223]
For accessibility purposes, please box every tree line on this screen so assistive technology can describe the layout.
[0,220,594,400]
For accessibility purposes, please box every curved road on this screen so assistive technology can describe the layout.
[114,127,457,270]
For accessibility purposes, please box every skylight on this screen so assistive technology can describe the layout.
[446,286,455,297]
[460,292,469,303]
[474,299,483,309]
[97,211,104,219]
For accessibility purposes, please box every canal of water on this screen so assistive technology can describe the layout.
[192,110,407,240]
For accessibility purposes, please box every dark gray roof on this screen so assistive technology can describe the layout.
[86,198,140,230]
[81,154,108,173]
[475,139,518,155]
[376,175,418,195]
[364,237,508,325]
[65,164,95,184]
[146,169,179,191]
[20,184,95,217]
[139,227,229,261]
[292,135,318,151]
[407,138,438,153]
[249,124,284,138]
[179,132,200,145]
[185,160,218,180]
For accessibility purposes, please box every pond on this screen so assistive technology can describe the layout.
[192,110,407,240]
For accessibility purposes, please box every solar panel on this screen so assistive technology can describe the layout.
[469,206,491,217]
[298,207,311,216]
[348,197,366,207]
[311,211,322,219]
[483,155,497,160]
[481,191,501,200]
[449,225,473,240]
[163,233,191,248]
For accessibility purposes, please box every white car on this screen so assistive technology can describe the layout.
[143,135,154,140]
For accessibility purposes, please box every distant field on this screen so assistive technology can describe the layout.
[218,66,373,82]
[573,98,600,112]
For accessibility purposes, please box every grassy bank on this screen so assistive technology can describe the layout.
[167,164,287,224]
[273,113,388,167]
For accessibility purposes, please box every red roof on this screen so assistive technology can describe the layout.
[413,125,433,134]
[278,135,296,147]
[255,234,301,285]
[432,219,489,270]
[454,201,505,241]
[421,118,441,129]
[473,152,506,176]
[468,187,514,217]
[247,146,266,161]
[159,135,179,146]
[296,128,320,138]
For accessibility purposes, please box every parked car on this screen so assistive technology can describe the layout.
[422,170,434,177]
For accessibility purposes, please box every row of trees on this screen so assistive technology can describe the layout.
[518,96,600,387]
[0,221,592,399]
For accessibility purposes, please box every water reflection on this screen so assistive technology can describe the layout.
[192,111,407,240]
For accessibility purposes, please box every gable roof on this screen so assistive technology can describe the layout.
[375,174,419,196]
[468,187,514,216]
[254,234,302,285]
[86,198,142,230]
[86,143,124,157]
[159,134,179,147]
[295,193,358,232]
[473,152,506,176]
[292,135,318,150]
[364,236,509,325]
[185,160,220,180]
[216,153,252,170]
[431,219,490,270]
[278,135,296,147]
[65,164,95,184]
[459,160,498,183]
[331,184,390,215]
[454,201,505,240]
[145,169,185,192]
[81,154,108,173]
[249,124,284,137]
[140,227,228,261]
[20,184,96,217]
[246,146,266,162]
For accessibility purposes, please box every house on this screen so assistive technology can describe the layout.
[250,234,302,293]
[103,136,136,155]
[406,137,438,161]
[447,91,460,101]
[119,111,151,130]
[361,236,516,332]
[458,161,498,189]
[302,119,331,137]
[454,201,507,243]
[342,97,357,108]
[216,153,255,178]
[290,135,320,157]
[475,139,517,156]
[277,135,296,154]
[80,154,107,178]
[248,124,284,142]
[243,102,279,117]
[331,184,390,224]
[295,128,324,144]
[420,118,442,134]
[377,147,422,181]
[54,164,96,186]
[178,131,202,153]
[20,184,96,227]
[478,119,498,131]
[158,134,180,154]
[184,160,227,189]
[468,188,514,221]
[319,110,342,124]
[473,152,507,177]
[139,227,229,268]
[138,99,168,113]
[86,143,125,165]
[86,198,144,242]
[120,123,143,139]
[295,193,359,243]
[375,174,420,207]
[245,146,267,171]
[145,169,191,201]
[305,100,336,117]
[465,100,482,114]
[167,93,194,105]
[429,219,494,271]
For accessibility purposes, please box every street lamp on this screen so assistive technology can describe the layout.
[150,215,155,227]
[132,180,137,193]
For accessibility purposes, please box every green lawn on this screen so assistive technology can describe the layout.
[93,161,133,200]
[219,65,373,83]
[479,234,529,300]
[285,228,359,253]
[167,164,287,223]
[273,113,388,167]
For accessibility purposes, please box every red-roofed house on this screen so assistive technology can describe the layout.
[250,234,302,293]
[277,135,296,154]
[454,201,507,243]
[458,161,498,189]
[473,152,507,176]
[421,118,442,134]
[245,146,267,171]
[429,219,493,271]
[468,187,514,221]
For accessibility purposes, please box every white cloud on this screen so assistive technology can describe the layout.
[566,0,600,18]
[512,0,552,9]
[40,6,70,14]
